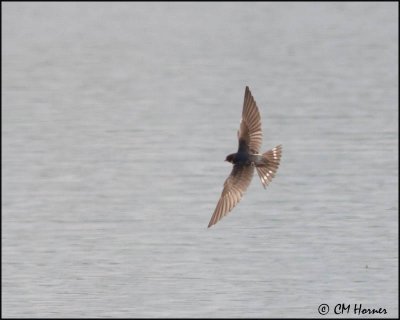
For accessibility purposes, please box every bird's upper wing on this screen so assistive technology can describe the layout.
[208,164,255,228]
[237,86,263,154]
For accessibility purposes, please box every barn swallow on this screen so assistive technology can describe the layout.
[208,86,282,228]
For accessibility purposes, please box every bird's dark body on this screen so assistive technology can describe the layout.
[226,139,264,166]
[226,151,264,166]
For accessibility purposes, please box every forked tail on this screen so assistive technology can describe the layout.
[255,145,282,189]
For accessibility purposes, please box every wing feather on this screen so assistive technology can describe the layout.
[208,165,254,228]
[238,86,263,153]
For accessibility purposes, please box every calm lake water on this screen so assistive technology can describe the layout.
[2,2,398,318]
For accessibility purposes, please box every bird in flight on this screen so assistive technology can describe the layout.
[208,86,282,228]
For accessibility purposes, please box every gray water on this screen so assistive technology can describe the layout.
[2,2,398,318]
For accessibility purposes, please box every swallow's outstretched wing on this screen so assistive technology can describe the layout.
[208,165,254,228]
[237,86,263,154]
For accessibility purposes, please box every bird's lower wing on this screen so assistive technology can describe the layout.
[208,165,254,228]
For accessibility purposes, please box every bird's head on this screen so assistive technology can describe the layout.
[225,154,235,163]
